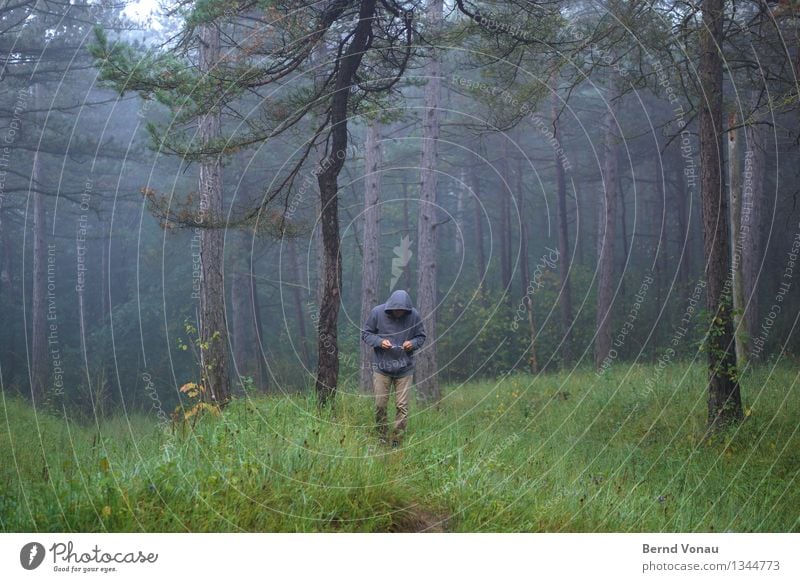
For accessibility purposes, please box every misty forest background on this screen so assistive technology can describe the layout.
[1,0,799,532]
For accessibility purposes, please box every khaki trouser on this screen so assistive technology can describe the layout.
[373,371,413,440]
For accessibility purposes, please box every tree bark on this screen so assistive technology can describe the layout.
[315,0,376,407]
[516,154,538,373]
[197,22,231,407]
[500,140,513,294]
[469,153,486,291]
[360,120,381,394]
[552,84,574,367]
[742,91,764,358]
[699,0,743,430]
[619,170,629,271]
[30,135,47,404]
[415,0,443,404]
[455,168,465,257]
[573,179,585,266]
[595,100,619,370]
[30,82,47,406]
[0,214,15,383]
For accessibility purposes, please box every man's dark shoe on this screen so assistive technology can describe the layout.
[376,427,388,445]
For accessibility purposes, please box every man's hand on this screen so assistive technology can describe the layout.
[402,340,413,351]
[380,339,392,350]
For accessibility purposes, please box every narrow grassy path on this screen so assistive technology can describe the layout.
[1,361,798,532]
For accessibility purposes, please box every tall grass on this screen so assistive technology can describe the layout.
[1,361,798,532]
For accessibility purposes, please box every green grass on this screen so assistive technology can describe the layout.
[1,361,798,532]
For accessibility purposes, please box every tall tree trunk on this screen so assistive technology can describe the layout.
[500,140,512,294]
[619,171,629,270]
[197,22,231,407]
[315,0,376,407]
[0,213,15,384]
[455,168,465,257]
[360,120,381,394]
[742,91,764,357]
[699,0,743,430]
[573,179,585,266]
[618,175,630,300]
[30,155,47,405]
[551,84,574,367]
[516,155,538,373]
[415,0,443,404]
[30,82,47,406]
[595,100,619,370]
[0,216,11,297]
[727,112,747,367]
[469,154,486,291]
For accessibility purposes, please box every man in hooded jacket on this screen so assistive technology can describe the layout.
[361,289,426,446]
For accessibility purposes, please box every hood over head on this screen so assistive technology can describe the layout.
[384,289,413,312]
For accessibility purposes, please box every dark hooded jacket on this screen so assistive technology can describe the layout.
[361,290,426,378]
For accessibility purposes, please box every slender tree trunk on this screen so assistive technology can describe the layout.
[315,197,325,312]
[500,140,512,294]
[727,112,747,367]
[360,120,382,394]
[595,101,619,370]
[30,155,47,405]
[415,0,443,404]
[455,168,465,257]
[315,0,376,407]
[30,82,47,406]
[0,215,14,383]
[619,172,629,268]
[699,0,743,430]
[312,48,328,315]
[573,179,585,266]
[551,84,573,367]
[516,155,538,373]
[470,155,486,291]
[197,22,231,407]
[651,156,665,309]
[0,218,11,296]
[742,91,764,357]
